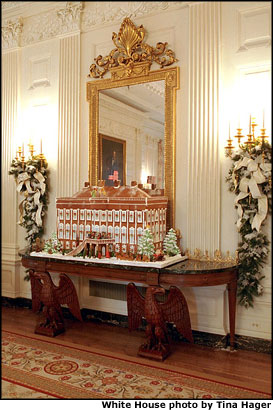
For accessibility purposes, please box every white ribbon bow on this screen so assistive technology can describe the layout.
[16,171,45,227]
[233,159,268,232]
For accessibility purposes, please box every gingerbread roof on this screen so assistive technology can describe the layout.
[56,184,167,206]
[72,185,151,199]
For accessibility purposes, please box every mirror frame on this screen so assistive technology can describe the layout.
[86,66,179,231]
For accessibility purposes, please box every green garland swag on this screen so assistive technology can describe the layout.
[9,155,49,246]
[226,141,271,308]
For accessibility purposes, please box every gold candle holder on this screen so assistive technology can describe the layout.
[28,143,35,158]
[225,116,270,156]
[258,128,269,145]
[245,134,254,150]
[251,121,257,141]
[18,146,22,158]
[224,138,235,156]
[234,128,244,146]
[38,153,46,163]
[21,155,25,167]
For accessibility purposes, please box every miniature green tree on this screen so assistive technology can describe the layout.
[137,228,155,259]
[163,228,180,256]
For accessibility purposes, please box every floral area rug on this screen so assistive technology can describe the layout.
[2,330,270,399]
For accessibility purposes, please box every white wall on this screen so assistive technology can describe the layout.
[1,1,271,339]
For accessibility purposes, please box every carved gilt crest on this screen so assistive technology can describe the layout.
[88,17,177,79]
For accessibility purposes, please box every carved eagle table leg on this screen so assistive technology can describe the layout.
[29,269,82,337]
[127,283,193,361]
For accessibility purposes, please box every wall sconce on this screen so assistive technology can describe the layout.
[225,113,269,157]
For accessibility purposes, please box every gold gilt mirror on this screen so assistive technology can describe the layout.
[86,17,179,229]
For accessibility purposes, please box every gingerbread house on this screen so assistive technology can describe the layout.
[56,183,168,254]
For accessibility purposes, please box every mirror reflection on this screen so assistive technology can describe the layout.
[99,80,165,189]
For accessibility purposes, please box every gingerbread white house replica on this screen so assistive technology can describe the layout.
[56,183,168,254]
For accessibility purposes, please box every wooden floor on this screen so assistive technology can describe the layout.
[2,306,272,395]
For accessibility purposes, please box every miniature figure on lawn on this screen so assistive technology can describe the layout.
[163,228,180,256]
[43,232,62,254]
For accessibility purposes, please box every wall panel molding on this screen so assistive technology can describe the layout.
[187,2,221,254]
[237,5,271,52]
[57,33,80,197]
[28,54,51,89]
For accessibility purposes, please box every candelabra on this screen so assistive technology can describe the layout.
[15,139,45,165]
[225,114,269,157]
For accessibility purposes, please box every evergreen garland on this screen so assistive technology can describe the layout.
[9,156,49,245]
[226,141,271,308]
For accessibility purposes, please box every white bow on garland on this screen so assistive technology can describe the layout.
[16,171,46,227]
[9,156,49,245]
[233,157,271,232]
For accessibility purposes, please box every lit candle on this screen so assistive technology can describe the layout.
[249,114,251,134]
[263,110,265,128]
[229,121,231,139]
[40,138,43,154]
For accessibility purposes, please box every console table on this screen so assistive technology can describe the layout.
[20,250,238,354]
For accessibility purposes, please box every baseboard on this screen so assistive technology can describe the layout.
[2,296,271,354]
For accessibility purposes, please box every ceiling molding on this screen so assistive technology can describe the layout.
[2,1,189,50]
[82,2,187,32]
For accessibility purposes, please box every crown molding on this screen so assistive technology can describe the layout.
[2,17,23,50]
[2,1,189,50]
[82,2,187,32]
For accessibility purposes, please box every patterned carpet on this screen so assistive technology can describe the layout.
[1,330,270,399]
